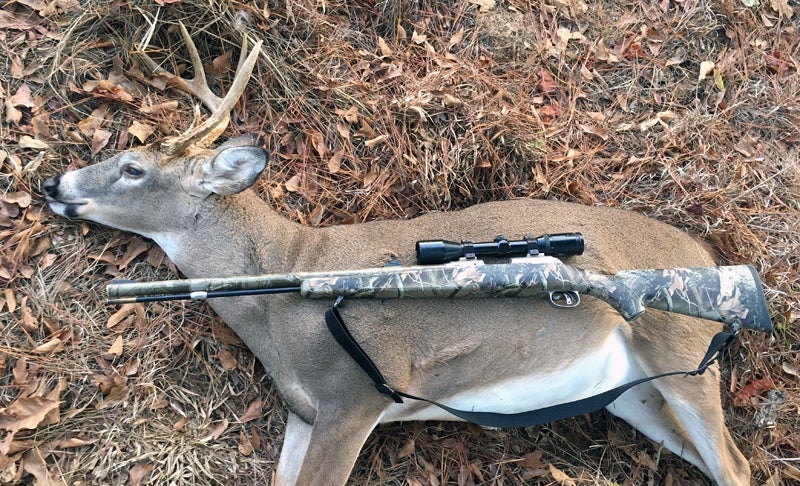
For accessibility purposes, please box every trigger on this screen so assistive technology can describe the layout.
[549,290,581,308]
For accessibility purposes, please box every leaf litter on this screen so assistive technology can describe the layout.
[0,0,798,484]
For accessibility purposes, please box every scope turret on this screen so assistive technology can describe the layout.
[415,233,584,265]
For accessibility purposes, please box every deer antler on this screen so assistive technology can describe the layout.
[136,22,262,155]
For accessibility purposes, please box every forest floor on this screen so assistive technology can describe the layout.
[1,0,799,484]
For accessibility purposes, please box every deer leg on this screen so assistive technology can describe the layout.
[653,371,750,486]
[609,352,750,485]
[274,412,314,486]
[289,405,384,486]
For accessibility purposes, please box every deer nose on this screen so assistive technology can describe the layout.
[42,175,61,199]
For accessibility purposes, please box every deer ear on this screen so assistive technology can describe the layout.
[198,144,269,196]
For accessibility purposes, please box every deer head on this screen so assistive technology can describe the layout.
[44,23,268,240]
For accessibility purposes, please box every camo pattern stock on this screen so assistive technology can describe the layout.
[611,265,772,332]
[301,260,772,332]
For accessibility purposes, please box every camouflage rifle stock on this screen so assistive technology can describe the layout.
[106,256,772,333]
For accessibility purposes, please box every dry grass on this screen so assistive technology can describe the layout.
[1,0,798,484]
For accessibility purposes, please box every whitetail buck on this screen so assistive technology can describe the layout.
[44,27,752,485]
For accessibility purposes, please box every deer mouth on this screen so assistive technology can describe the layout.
[46,199,89,219]
[42,175,90,218]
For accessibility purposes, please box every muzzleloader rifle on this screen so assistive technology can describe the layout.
[106,232,772,332]
[105,233,772,428]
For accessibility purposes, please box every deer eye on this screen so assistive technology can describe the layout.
[121,164,145,179]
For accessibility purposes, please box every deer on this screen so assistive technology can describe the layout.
[43,26,753,485]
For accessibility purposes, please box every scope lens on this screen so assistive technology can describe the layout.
[543,233,584,256]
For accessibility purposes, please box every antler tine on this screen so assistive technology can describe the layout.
[136,22,262,154]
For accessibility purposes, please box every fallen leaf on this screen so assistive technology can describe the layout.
[19,305,37,332]
[3,289,16,312]
[308,131,328,158]
[0,397,60,435]
[83,79,134,103]
[240,400,264,423]
[3,191,31,208]
[202,419,229,442]
[397,439,415,458]
[40,253,57,270]
[10,84,35,108]
[443,93,463,107]
[118,237,150,269]
[210,50,233,76]
[218,348,239,371]
[468,0,495,13]
[51,437,97,449]
[538,70,557,94]
[127,121,154,144]
[555,28,587,55]
[0,10,37,30]
[364,134,387,149]
[77,104,109,136]
[96,385,129,410]
[128,463,153,486]
[4,98,23,124]
[334,106,359,123]
[549,464,576,485]
[520,450,544,469]
[713,68,725,90]
[782,361,798,376]
[21,449,64,486]
[32,338,62,354]
[447,29,465,50]
[698,61,715,80]
[24,150,45,174]
[377,36,393,57]
[140,100,179,115]
[636,450,658,471]
[766,51,792,75]
[537,104,561,123]
[12,357,29,386]
[285,174,302,192]
[733,378,774,406]
[335,120,350,140]
[91,128,112,155]
[579,124,609,140]
[665,47,687,67]
[238,430,254,455]
[593,38,619,63]
[105,336,124,358]
[107,304,136,329]
[125,357,140,376]
[18,135,50,150]
[770,0,794,18]
[328,149,344,174]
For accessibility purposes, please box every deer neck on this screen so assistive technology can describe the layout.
[152,189,303,280]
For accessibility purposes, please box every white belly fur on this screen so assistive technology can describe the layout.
[379,328,635,423]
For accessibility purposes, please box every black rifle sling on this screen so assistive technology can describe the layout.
[325,298,738,429]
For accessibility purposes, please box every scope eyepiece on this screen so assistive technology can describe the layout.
[415,232,584,265]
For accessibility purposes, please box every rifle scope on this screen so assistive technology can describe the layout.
[415,233,584,264]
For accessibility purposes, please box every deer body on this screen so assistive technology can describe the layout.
[43,31,751,485]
